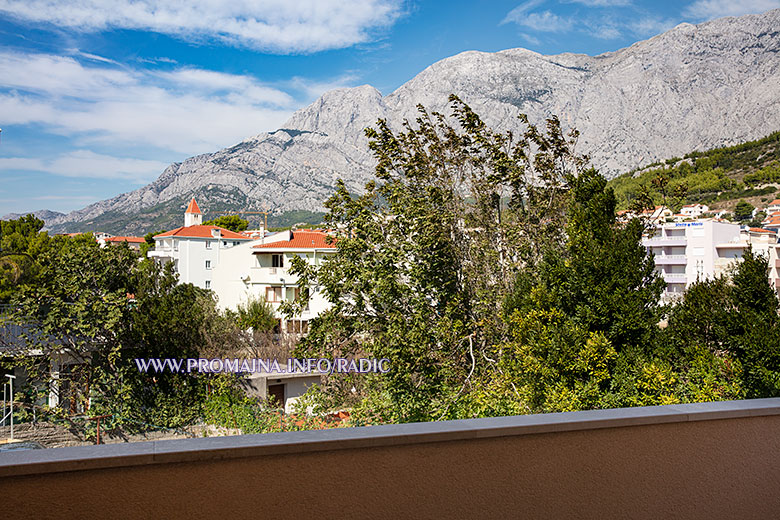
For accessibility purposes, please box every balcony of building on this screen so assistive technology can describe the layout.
[653,255,687,265]
[1,399,779,517]
[643,237,687,247]
[246,266,290,285]
[662,272,687,283]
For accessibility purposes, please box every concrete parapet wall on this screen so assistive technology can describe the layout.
[1,399,779,519]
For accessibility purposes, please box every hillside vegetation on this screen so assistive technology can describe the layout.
[609,130,780,212]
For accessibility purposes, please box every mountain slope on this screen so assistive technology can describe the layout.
[48,9,780,234]
[609,130,780,212]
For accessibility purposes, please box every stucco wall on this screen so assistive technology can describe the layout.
[1,399,779,519]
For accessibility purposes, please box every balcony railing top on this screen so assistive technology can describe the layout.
[1,398,779,479]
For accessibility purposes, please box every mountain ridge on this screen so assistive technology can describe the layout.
[44,9,780,235]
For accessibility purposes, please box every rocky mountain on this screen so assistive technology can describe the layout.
[2,209,65,224]
[47,9,780,234]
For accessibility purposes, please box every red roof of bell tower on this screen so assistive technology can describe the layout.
[185,197,201,214]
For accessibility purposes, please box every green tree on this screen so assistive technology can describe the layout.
[727,249,780,397]
[290,96,590,422]
[236,295,278,332]
[0,215,51,301]
[533,169,665,353]
[203,215,249,232]
[734,200,755,222]
[6,235,216,429]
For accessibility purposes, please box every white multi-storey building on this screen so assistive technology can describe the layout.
[644,221,741,300]
[714,227,780,293]
[211,229,337,333]
[644,220,780,300]
[147,198,254,289]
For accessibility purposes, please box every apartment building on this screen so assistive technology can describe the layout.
[211,229,336,333]
[643,221,741,300]
[714,227,780,292]
[644,220,780,300]
[679,204,709,218]
[147,198,254,289]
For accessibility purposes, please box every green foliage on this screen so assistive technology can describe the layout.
[610,130,780,209]
[734,200,755,222]
[533,169,665,353]
[0,215,51,302]
[235,295,277,332]
[202,375,346,433]
[727,249,780,398]
[203,215,249,232]
[743,161,780,186]
[3,228,220,429]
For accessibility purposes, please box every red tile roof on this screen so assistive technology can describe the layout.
[106,236,145,243]
[768,199,780,206]
[185,197,201,214]
[154,225,252,240]
[253,230,336,250]
[763,215,780,227]
[749,227,777,234]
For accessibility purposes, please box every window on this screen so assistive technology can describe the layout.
[233,241,240,246]
[286,319,309,334]
[272,254,284,268]
[205,280,211,289]
[294,287,310,310]
[223,241,228,247]
[266,286,282,302]
[205,260,211,269]
[206,241,212,249]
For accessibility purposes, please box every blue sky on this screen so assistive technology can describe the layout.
[0,0,778,216]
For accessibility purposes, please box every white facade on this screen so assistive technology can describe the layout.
[241,371,324,413]
[714,228,780,294]
[147,198,253,290]
[211,230,336,332]
[680,204,710,218]
[644,221,741,300]
[644,220,780,300]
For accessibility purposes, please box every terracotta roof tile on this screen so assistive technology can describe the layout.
[185,197,201,214]
[253,230,336,250]
[154,225,252,240]
[106,236,145,243]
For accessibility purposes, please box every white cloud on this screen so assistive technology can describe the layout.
[502,1,576,32]
[589,22,622,39]
[0,50,302,154]
[0,151,169,182]
[520,33,542,46]
[502,0,547,24]
[683,0,780,20]
[505,9,575,32]
[0,0,405,53]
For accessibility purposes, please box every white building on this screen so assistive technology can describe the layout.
[680,204,710,218]
[211,229,337,332]
[147,198,254,289]
[641,206,674,224]
[643,221,741,300]
[765,198,780,215]
[645,220,780,300]
[714,227,780,294]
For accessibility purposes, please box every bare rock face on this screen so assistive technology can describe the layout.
[48,9,780,233]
